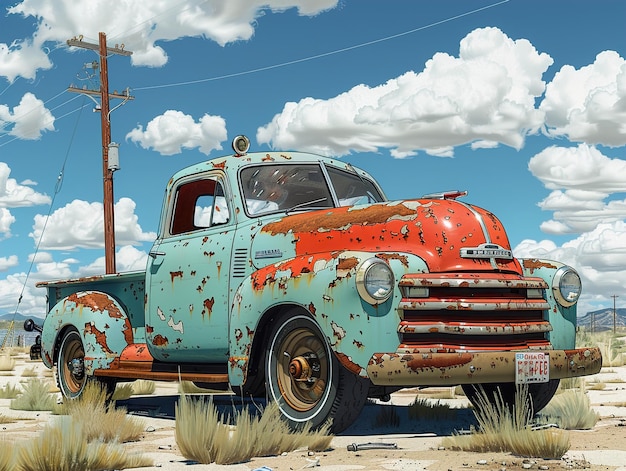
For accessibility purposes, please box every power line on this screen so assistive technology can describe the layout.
[134,0,510,91]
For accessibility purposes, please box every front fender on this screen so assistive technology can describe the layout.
[41,291,134,375]
[228,250,427,385]
[520,258,578,350]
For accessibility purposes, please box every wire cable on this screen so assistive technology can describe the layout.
[134,0,510,91]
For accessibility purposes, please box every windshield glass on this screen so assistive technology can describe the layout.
[240,163,385,217]
[241,164,333,216]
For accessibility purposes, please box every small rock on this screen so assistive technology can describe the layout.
[477,459,488,465]
[308,451,315,456]
[146,426,156,432]
[158,444,172,450]
[522,464,532,470]
[438,446,446,450]
[539,466,549,470]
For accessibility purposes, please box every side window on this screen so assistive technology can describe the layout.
[326,166,385,206]
[170,178,229,235]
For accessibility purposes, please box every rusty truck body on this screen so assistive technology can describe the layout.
[31,136,602,432]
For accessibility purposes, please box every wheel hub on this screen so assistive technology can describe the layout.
[67,358,84,380]
[288,353,321,385]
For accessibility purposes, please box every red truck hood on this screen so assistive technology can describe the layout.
[260,199,522,274]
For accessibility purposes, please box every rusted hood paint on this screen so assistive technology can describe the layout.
[261,199,522,274]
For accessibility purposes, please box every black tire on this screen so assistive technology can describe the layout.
[57,329,116,401]
[462,379,560,418]
[265,311,368,433]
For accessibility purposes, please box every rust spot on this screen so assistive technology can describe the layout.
[337,257,359,271]
[404,353,474,371]
[353,339,364,349]
[83,322,113,354]
[152,334,168,346]
[67,292,123,319]
[334,351,362,375]
[170,271,183,282]
[122,318,133,345]
[203,297,215,317]
[235,329,243,343]
[263,203,417,236]
[146,325,154,333]
[376,253,409,268]
[212,160,226,169]
[523,259,558,274]
[308,302,316,316]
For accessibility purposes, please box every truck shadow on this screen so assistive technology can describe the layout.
[117,394,477,437]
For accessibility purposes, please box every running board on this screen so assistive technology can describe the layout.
[93,343,230,388]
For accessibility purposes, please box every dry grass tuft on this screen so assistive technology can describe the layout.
[20,367,38,378]
[0,414,15,424]
[10,379,55,411]
[111,383,134,401]
[0,356,15,372]
[16,417,152,471]
[539,387,599,430]
[131,379,156,395]
[408,397,457,422]
[59,381,145,443]
[0,441,14,471]
[0,383,21,399]
[442,385,570,459]
[175,395,332,465]
[587,382,606,390]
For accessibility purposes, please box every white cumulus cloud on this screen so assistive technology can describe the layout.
[126,110,227,156]
[3,0,339,79]
[30,197,156,250]
[528,144,626,234]
[0,92,55,139]
[540,51,626,146]
[0,162,51,208]
[257,27,553,157]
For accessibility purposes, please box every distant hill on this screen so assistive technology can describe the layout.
[578,308,626,332]
[0,313,43,324]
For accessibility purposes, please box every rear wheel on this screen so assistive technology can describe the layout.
[57,329,116,401]
[266,311,368,433]
[462,380,560,418]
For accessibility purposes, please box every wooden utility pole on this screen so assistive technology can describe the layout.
[67,33,133,274]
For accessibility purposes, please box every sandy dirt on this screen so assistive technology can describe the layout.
[1,353,626,471]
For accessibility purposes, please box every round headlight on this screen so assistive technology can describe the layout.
[356,258,394,305]
[552,267,582,307]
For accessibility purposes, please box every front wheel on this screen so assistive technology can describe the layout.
[462,379,560,419]
[265,311,368,433]
[57,329,116,401]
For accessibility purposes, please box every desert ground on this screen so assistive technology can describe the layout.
[1,351,625,471]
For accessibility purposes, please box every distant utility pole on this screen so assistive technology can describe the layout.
[612,294,619,333]
[66,33,133,274]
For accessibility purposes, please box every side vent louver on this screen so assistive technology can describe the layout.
[232,248,248,278]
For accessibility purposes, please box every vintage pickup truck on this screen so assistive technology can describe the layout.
[28,135,601,432]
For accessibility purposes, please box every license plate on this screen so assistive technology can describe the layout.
[515,352,549,384]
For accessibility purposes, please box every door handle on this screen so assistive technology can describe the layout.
[149,251,166,259]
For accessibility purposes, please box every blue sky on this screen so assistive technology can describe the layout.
[0,0,624,319]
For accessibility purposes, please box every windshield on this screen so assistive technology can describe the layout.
[240,163,384,216]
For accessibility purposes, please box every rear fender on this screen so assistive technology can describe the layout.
[41,291,134,374]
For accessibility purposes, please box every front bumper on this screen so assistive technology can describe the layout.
[366,347,602,386]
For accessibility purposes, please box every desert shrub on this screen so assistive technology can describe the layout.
[559,377,584,391]
[15,417,152,471]
[0,356,15,372]
[131,379,156,395]
[0,440,14,470]
[442,385,570,459]
[175,395,332,465]
[10,379,55,411]
[0,383,21,399]
[111,383,133,401]
[60,381,144,443]
[20,367,38,378]
[539,388,599,430]
[408,397,456,421]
